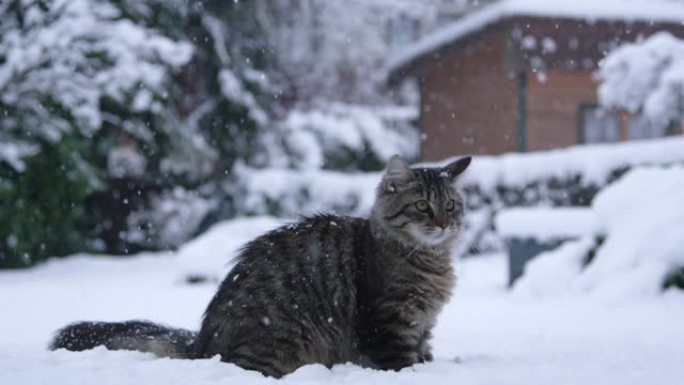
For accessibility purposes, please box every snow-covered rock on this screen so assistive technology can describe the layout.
[514,166,684,298]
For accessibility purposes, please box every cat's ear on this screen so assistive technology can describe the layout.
[382,155,413,193]
[442,156,471,181]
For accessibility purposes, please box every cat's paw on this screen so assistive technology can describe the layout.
[373,353,421,371]
[418,350,434,363]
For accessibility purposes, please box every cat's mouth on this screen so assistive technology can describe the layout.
[410,226,456,246]
[428,229,452,243]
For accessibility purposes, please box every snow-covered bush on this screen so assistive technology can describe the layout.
[449,137,684,255]
[599,32,684,128]
[255,0,470,105]
[237,167,380,218]
[0,0,274,266]
[0,136,102,267]
[457,136,684,209]
[514,167,684,298]
[0,0,194,158]
[0,0,198,267]
[262,104,419,172]
[125,187,217,250]
[234,102,420,218]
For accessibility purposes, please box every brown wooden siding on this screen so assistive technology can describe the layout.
[525,69,597,151]
[418,30,518,161]
[510,17,684,71]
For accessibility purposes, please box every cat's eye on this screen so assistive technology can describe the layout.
[446,199,456,211]
[415,200,430,212]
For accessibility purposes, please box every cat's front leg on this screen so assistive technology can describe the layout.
[365,324,421,371]
[417,329,433,363]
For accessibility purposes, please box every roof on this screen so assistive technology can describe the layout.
[387,0,684,76]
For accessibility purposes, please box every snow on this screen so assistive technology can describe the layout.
[238,166,381,218]
[174,216,284,282]
[575,167,684,297]
[0,140,40,172]
[514,167,684,298]
[238,103,419,219]
[599,32,684,126]
[496,207,598,241]
[274,103,420,170]
[107,146,147,178]
[436,136,684,191]
[513,237,597,297]
[0,0,195,171]
[125,188,218,249]
[2,236,684,384]
[258,0,437,104]
[521,35,536,50]
[422,137,684,259]
[238,137,684,260]
[388,0,684,73]
[218,69,268,125]
[540,37,557,54]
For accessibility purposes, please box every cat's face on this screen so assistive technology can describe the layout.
[374,156,471,247]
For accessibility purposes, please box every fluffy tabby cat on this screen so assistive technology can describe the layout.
[50,155,472,377]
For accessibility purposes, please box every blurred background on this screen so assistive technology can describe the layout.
[2,1,684,383]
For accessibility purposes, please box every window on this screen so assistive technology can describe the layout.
[628,114,670,139]
[580,105,620,144]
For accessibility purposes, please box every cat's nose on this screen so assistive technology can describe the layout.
[434,219,448,230]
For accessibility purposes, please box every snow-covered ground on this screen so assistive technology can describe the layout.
[1,218,683,385]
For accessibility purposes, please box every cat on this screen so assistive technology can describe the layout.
[50,155,471,377]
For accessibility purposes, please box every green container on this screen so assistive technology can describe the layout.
[506,237,564,287]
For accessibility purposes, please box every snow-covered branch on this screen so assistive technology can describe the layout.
[598,32,684,125]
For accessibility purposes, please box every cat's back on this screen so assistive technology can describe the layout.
[231,213,369,312]
[246,214,368,265]
[195,214,370,370]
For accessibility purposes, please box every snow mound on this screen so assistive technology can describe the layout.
[174,216,284,282]
[496,208,598,242]
[513,237,597,297]
[514,167,684,298]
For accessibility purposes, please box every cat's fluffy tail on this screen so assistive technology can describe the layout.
[49,320,196,359]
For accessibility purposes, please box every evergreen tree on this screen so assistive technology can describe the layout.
[0,0,272,266]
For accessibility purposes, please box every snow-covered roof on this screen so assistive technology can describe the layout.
[388,0,684,75]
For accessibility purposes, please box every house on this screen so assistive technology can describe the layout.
[388,0,684,161]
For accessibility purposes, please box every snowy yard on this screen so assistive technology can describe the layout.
[2,219,683,385]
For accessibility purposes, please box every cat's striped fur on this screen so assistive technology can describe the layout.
[50,155,471,377]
